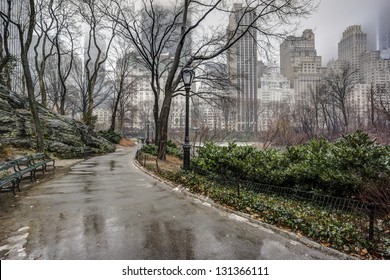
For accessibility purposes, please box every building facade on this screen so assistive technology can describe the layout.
[0,0,28,94]
[257,64,294,131]
[192,62,235,132]
[378,0,390,59]
[280,29,324,103]
[338,25,367,82]
[335,25,390,128]
[227,3,258,132]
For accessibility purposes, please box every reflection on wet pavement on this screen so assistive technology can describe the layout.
[109,160,115,171]
[0,227,29,259]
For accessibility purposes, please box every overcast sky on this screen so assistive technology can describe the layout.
[154,0,388,65]
[299,0,387,65]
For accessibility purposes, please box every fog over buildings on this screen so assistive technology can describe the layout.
[155,0,388,64]
[300,0,389,64]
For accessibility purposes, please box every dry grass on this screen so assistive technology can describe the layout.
[141,154,182,173]
[159,155,182,172]
[119,138,136,147]
[0,145,34,162]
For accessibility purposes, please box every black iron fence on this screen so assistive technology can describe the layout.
[192,165,389,237]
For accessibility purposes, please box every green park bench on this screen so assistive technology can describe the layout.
[28,153,55,175]
[0,153,55,195]
[14,157,37,182]
[0,161,21,195]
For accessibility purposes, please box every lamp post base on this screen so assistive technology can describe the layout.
[183,143,191,170]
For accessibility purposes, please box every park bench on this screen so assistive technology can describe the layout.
[14,157,36,182]
[0,154,56,195]
[0,161,20,195]
[28,153,55,175]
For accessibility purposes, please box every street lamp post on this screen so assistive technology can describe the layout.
[181,67,194,171]
[146,121,150,144]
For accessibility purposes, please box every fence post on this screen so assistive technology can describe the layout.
[368,203,376,241]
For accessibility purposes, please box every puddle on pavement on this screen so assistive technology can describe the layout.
[80,161,99,166]
[142,220,195,259]
[83,182,93,194]
[67,160,99,175]
[0,226,29,260]
[110,160,116,171]
[68,170,95,175]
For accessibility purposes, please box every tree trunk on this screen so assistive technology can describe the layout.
[341,102,349,132]
[59,88,66,115]
[38,74,47,107]
[2,0,12,90]
[157,93,173,159]
[34,35,48,108]
[20,0,44,152]
[153,101,159,145]
[157,0,190,159]
[110,91,121,132]
[85,78,96,128]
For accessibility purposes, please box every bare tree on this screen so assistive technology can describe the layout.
[0,39,17,88]
[101,0,187,150]
[106,44,139,132]
[324,62,359,133]
[1,0,44,151]
[260,101,297,147]
[0,0,17,89]
[373,82,390,124]
[71,0,117,127]
[49,0,79,115]
[102,0,316,159]
[33,0,56,107]
[67,55,112,119]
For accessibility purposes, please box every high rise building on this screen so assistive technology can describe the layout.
[192,62,234,131]
[280,29,323,102]
[338,25,367,82]
[335,25,390,128]
[0,0,27,93]
[378,1,390,59]
[227,3,258,132]
[258,64,294,131]
[140,5,192,58]
[361,50,390,123]
[361,51,390,85]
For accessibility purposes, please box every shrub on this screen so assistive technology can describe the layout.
[166,140,183,159]
[193,131,390,198]
[141,144,157,155]
[98,129,122,144]
[193,142,288,185]
[141,140,182,158]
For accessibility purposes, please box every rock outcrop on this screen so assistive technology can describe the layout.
[0,85,115,158]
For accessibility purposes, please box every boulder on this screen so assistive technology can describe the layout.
[0,85,115,158]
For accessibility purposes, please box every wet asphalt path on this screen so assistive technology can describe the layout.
[0,147,341,260]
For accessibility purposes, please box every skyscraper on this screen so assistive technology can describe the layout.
[338,25,367,82]
[378,1,390,59]
[140,5,192,58]
[280,29,323,103]
[258,64,294,131]
[227,3,258,132]
[0,0,27,93]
